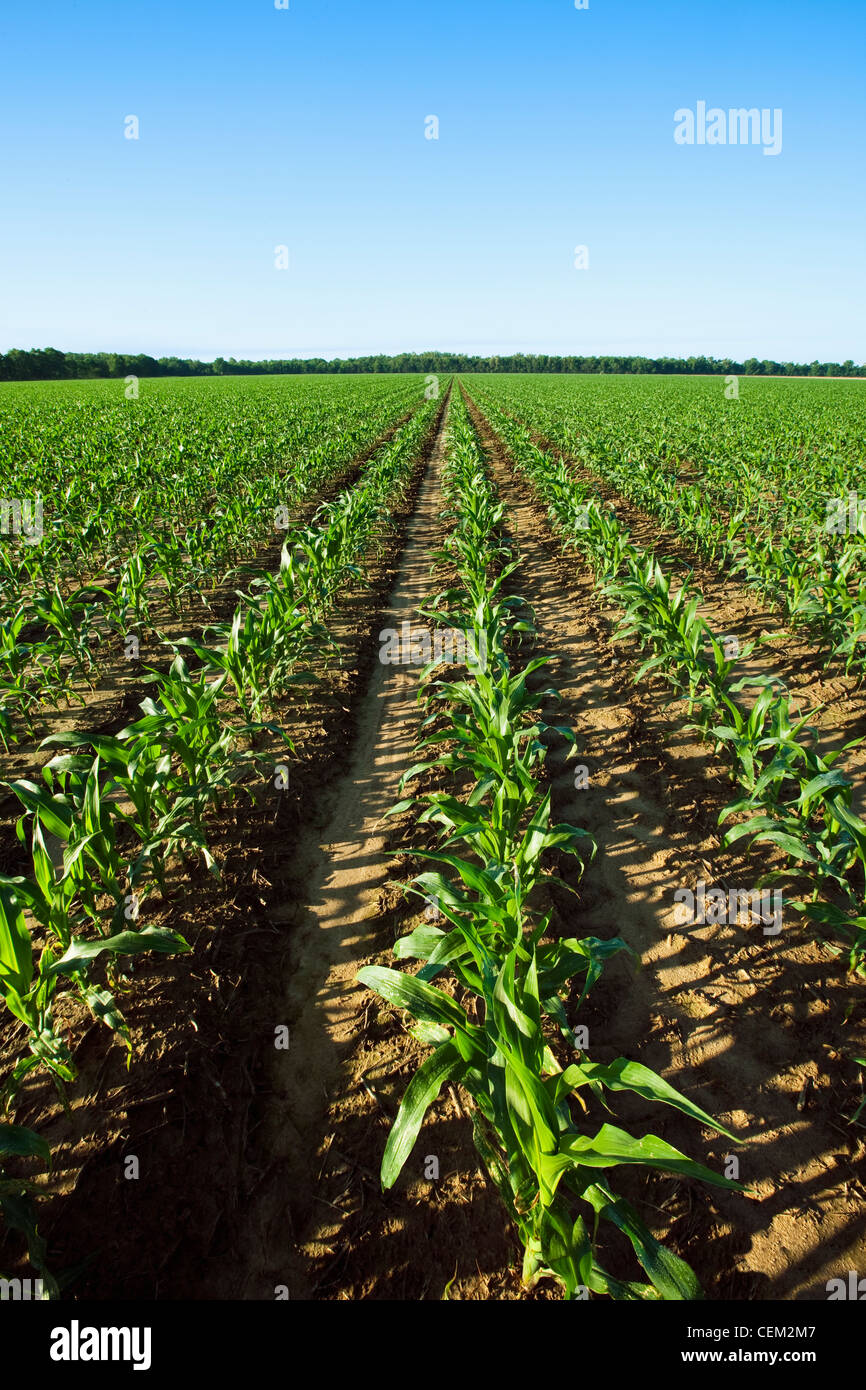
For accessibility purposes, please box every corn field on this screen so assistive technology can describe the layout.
[1,371,864,1304]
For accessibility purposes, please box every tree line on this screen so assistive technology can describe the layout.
[0,347,862,382]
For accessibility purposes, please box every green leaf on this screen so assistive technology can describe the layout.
[356,965,473,1033]
[560,1123,741,1190]
[408,1022,452,1046]
[0,1122,50,1164]
[796,770,852,807]
[381,1041,466,1189]
[393,925,447,961]
[46,926,191,977]
[584,1184,703,1301]
[570,1058,738,1142]
[2,780,73,840]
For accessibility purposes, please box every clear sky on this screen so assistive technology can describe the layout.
[1,0,863,362]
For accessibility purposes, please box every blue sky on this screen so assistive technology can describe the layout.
[1,0,863,362]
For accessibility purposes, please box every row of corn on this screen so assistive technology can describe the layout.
[358,391,741,1300]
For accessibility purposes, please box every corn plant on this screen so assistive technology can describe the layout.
[0,609,42,747]
[30,582,104,684]
[104,547,155,636]
[0,878,76,1101]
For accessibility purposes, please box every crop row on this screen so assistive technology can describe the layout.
[358,391,740,1300]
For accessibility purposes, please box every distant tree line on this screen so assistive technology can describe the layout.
[0,347,863,382]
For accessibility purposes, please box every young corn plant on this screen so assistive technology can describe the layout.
[29,582,105,686]
[5,761,128,935]
[0,609,43,747]
[41,656,286,891]
[0,878,76,1104]
[103,547,155,638]
[0,789,191,1087]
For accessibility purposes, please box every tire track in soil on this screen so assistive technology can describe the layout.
[218,389,529,1301]
[463,385,866,1302]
